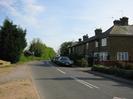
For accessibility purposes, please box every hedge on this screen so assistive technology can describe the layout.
[92,65,133,79]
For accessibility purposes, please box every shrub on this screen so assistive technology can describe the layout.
[125,63,133,70]
[114,61,133,70]
[76,58,88,67]
[92,65,133,79]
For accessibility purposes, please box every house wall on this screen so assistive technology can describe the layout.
[108,36,133,61]
[72,44,86,56]
[69,35,133,63]
[88,41,96,53]
[88,38,109,54]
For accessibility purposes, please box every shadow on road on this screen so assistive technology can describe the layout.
[35,76,133,89]
[35,76,106,81]
[28,61,52,67]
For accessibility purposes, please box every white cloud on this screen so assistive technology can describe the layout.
[0,0,62,51]
[23,0,45,17]
[0,0,46,28]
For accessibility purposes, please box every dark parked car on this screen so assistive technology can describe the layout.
[51,56,60,63]
[57,56,74,66]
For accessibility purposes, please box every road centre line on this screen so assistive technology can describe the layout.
[71,76,99,89]
[72,77,93,88]
[56,68,66,74]
[55,67,99,89]
[113,97,126,99]
[81,79,99,89]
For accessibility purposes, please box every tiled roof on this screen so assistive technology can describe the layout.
[110,25,133,35]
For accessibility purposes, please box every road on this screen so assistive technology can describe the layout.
[29,61,133,99]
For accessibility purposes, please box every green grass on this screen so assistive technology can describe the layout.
[18,54,43,63]
[18,46,56,64]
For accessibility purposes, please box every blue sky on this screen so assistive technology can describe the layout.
[0,0,133,51]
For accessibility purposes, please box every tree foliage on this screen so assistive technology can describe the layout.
[0,19,27,63]
[43,47,56,59]
[60,41,72,56]
[29,38,45,57]
[28,38,56,59]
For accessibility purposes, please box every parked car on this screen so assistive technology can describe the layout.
[51,56,60,63]
[57,56,74,66]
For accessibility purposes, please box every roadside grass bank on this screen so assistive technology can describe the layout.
[0,62,39,99]
[0,79,38,99]
[18,54,43,64]
[0,54,48,76]
[18,53,55,64]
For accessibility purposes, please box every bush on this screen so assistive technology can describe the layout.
[92,65,133,79]
[19,54,42,63]
[114,62,133,70]
[76,58,88,67]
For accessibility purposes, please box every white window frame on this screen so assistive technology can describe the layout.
[94,52,108,61]
[94,52,99,57]
[101,38,107,46]
[69,48,71,54]
[86,43,89,50]
[95,41,98,47]
[99,52,108,61]
[117,52,128,61]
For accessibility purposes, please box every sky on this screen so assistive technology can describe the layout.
[0,0,133,52]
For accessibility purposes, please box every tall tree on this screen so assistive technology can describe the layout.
[29,38,45,57]
[60,41,72,56]
[0,19,27,63]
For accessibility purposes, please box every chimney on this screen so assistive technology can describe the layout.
[113,17,129,26]
[78,38,82,42]
[83,34,89,41]
[120,17,128,26]
[113,20,121,25]
[95,28,102,36]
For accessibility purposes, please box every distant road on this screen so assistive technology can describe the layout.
[29,60,133,99]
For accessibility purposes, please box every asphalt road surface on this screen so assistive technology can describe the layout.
[29,60,133,99]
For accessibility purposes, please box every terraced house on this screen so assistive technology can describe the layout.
[68,17,133,63]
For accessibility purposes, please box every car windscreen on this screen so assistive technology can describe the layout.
[60,57,70,61]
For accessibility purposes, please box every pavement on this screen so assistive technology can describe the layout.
[29,60,133,99]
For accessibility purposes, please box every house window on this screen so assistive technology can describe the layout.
[101,38,107,46]
[72,47,75,53]
[95,41,98,47]
[94,52,99,57]
[117,52,128,61]
[99,52,108,61]
[86,43,89,50]
[94,52,108,61]
[69,48,71,54]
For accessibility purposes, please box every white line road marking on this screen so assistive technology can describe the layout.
[72,76,99,89]
[72,77,93,88]
[113,97,126,99]
[55,67,99,89]
[56,68,66,74]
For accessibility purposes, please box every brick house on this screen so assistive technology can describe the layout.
[68,17,133,63]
